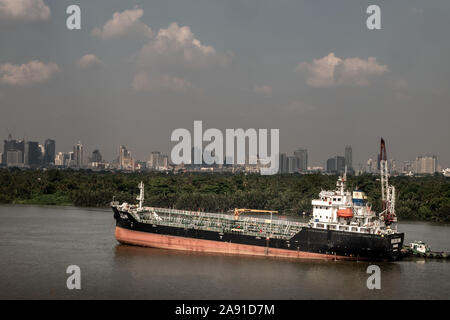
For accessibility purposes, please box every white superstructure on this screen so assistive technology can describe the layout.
[309,169,398,235]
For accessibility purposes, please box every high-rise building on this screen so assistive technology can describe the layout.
[119,145,134,170]
[287,156,298,173]
[278,153,287,173]
[367,158,374,173]
[345,145,352,170]
[147,151,170,170]
[389,159,397,173]
[294,148,308,172]
[68,151,76,167]
[414,156,437,174]
[55,152,70,166]
[402,161,414,174]
[90,149,102,163]
[73,142,84,168]
[326,157,336,173]
[24,141,41,166]
[149,151,162,169]
[161,154,169,169]
[377,153,381,171]
[119,145,127,167]
[336,156,346,174]
[6,150,23,167]
[43,139,55,165]
[2,134,24,165]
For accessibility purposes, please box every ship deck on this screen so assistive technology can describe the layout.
[122,206,309,240]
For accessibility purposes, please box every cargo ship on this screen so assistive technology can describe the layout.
[112,139,404,261]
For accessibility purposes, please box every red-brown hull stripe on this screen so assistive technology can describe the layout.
[115,226,360,261]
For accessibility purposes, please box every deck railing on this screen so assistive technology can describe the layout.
[133,207,308,239]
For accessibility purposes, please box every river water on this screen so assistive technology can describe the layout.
[0,205,448,300]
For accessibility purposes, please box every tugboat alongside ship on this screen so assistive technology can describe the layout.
[112,139,406,261]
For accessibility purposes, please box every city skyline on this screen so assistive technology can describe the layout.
[1,133,445,175]
[1,1,449,168]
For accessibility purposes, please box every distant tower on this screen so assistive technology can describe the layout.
[43,139,56,166]
[24,141,41,166]
[294,148,308,171]
[73,142,84,168]
[2,134,24,165]
[119,145,127,168]
[345,145,352,171]
[287,156,298,173]
[278,153,287,173]
[149,151,162,169]
[90,149,102,163]
[326,157,336,173]
[336,156,346,174]
[367,158,373,173]
[118,145,134,170]
[414,155,437,174]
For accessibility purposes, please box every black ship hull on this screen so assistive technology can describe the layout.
[113,207,404,261]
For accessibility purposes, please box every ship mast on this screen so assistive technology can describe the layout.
[137,181,144,210]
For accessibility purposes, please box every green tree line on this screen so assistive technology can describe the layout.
[0,169,449,222]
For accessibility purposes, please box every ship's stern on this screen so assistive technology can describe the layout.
[387,232,404,260]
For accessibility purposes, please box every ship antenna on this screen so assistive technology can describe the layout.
[137,181,144,209]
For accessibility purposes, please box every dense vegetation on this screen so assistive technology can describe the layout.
[0,169,449,222]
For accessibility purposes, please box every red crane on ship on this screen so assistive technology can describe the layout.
[379,138,396,225]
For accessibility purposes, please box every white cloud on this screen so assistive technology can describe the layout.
[92,8,153,40]
[0,0,50,22]
[138,22,229,68]
[132,72,193,93]
[78,54,102,69]
[295,53,388,87]
[254,85,272,96]
[0,60,59,86]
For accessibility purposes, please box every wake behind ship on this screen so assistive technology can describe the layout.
[112,140,404,261]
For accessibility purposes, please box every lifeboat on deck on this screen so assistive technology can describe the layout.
[337,208,353,218]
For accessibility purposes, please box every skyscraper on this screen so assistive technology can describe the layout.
[43,139,55,165]
[90,149,102,163]
[73,142,84,168]
[345,145,352,170]
[326,158,336,173]
[367,158,374,173]
[287,156,298,173]
[336,156,346,174]
[2,134,24,165]
[6,150,23,167]
[294,148,308,171]
[278,153,287,173]
[149,151,162,169]
[68,151,76,167]
[24,141,41,166]
[55,152,69,166]
[119,145,134,170]
[377,153,381,171]
[414,156,437,174]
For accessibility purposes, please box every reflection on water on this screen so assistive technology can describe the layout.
[0,205,448,299]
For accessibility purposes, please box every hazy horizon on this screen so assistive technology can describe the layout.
[1,0,449,168]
